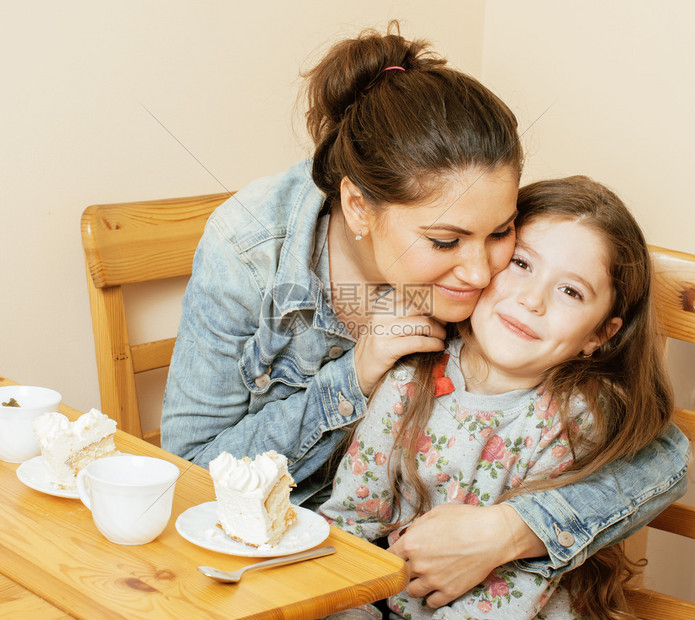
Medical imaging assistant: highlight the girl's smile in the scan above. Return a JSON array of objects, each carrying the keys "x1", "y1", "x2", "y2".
[{"x1": 497, "y1": 313, "x2": 540, "y2": 340}]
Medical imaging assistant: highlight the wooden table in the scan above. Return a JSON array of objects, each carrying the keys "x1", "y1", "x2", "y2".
[{"x1": 0, "y1": 376, "x2": 408, "y2": 619}]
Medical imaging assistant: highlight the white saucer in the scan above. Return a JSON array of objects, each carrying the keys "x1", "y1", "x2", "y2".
[
  {"x1": 16, "y1": 456, "x2": 79, "y2": 498},
  {"x1": 175, "y1": 501, "x2": 330, "y2": 557}
]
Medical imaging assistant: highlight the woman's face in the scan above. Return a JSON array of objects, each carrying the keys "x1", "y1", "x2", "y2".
[
  {"x1": 365, "y1": 166, "x2": 519, "y2": 324},
  {"x1": 470, "y1": 217, "x2": 622, "y2": 388}
]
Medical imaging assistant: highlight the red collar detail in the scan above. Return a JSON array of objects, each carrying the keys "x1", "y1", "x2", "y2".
[{"x1": 433, "y1": 354, "x2": 455, "y2": 397}]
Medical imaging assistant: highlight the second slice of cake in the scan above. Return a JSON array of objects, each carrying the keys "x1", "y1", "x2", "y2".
[
  {"x1": 33, "y1": 408, "x2": 118, "y2": 489},
  {"x1": 209, "y1": 450, "x2": 297, "y2": 547}
]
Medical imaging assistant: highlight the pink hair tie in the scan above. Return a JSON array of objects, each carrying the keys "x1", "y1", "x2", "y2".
[{"x1": 383, "y1": 66, "x2": 405, "y2": 72}]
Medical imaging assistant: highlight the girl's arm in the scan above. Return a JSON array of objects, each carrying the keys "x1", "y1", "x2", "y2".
[
  {"x1": 390, "y1": 422, "x2": 689, "y2": 609},
  {"x1": 160, "y1": 216, "x2": 366, "y2": 499}
]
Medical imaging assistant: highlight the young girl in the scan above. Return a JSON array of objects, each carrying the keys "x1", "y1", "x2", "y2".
[{"x1": 320, "y1": 176, "x2": 674, "y2": 619}]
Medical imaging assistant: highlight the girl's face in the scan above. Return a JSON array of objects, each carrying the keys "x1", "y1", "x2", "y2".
[
  {"x1": 365, "y1": 166, "x2": 519, "y2": 324},
  {"x1": 470, "y1": 217, "x2": 622, "y2": 389}
]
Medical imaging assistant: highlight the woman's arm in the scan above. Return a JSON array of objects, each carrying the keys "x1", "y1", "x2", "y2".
[
  {"x1": 160, "y1": 215, "x2": 366, "y2": 500},
  {"x1": 390, "y1": 423, "x2": 690, "y2": 608},
  {"x1": 509, "y1": 422, "x2": 690, "y2": 575}
]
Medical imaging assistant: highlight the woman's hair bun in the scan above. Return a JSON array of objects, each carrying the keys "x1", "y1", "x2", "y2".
[{"x1": 304, "y1": 21, "x2": 438, "y2": 130}]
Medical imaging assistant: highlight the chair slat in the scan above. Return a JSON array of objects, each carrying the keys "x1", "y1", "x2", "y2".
[
  {"x1": 648, "y1": 502, "x2": 695, "y2": 539},
  {"x1": 82, "y1": 193, "x2": 231, "y2": 288},
  {"x1": 131, "y1": 339, "x2": 177, "y2": 374},
  {"x1": 627, "y1": 588, "x2": 695, "y2": 620}
]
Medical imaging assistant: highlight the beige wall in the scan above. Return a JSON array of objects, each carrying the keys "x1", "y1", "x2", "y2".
[{"x1": 2, "y1": 0, "x2": 692, "y2": 603}]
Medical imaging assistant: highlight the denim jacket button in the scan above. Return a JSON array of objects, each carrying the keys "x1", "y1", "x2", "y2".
[
  {"x1": 557, "y1": 530, "x2": 575, "y2": 547},
  {"x1": 337, "y1": 399, "x2": 354, "y2": 417},
  {"x1": 328, "y1": 345, "x2": 344, "y2": 359},
  {"x1": 254, "y1": 373, "x2": 270, "y2": 389}
]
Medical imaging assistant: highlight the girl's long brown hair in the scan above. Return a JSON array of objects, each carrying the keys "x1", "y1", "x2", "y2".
[{"x1": 388, "y1": 177, "x2": 674, "y2": 619}]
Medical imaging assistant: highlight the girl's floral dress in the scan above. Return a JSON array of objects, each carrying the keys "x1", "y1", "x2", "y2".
[{"x1": 320, "y1": 343, "x2": 591, "y2": 619}]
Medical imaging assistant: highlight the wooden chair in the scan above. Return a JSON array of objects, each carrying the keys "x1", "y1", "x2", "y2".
[
  {"x1": 81, "y1": 192, "x2": 232, "y2": 445},
  {"x1": 625, "y1": 245, "x2": 695, "y2": 618}
]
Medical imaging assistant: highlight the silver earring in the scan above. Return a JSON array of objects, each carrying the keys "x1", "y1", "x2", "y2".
[
  {"x1": 355, "y1": 232, "x2": 363, "y2": 241},
  {"x1": 579, "y1": 351, "x2": 592, "y2": 358}
]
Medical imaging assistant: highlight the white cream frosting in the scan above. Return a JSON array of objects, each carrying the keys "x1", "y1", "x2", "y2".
[
  {"x1": 33, "y1": 410, "x2": 70, "y2": 439},
  {"x1": 210, "y1": 451, "x2": 284, "y2": 495},
  {"x1": 33, "y1": 409, "x2": 117, "y2": 489}
]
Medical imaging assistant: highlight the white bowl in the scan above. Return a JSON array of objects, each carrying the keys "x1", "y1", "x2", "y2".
[{"x1": 0, "y1": 386, "x2": 62, "y2": 462}]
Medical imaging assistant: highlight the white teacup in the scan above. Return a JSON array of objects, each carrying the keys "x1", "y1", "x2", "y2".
[
  {"x1": 76, "y1": 455, "x2": 179, "y2": 545},
  {"x1": 0, "y1": 386, "x2": 62, "y2": 462}
]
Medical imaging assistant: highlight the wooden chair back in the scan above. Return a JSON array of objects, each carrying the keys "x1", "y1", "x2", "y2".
[
  {"x1": 626, "y1": 245, "x2": 695, "y2": 618},
  {"x1": 81, "y1": 192, "x2": 232, "y2": 445}
]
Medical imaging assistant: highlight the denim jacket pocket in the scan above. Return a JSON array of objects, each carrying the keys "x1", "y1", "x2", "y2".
[{"x1": 239, "y1": 337, "x2": 317, "y2": 395}]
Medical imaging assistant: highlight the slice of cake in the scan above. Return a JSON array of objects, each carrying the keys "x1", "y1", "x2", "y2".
[
  {"x1": 33, "y1": 408, "x2": 118, "y2": 489},
  {"x1": 209, "y1": 450, "x2": 297, "y2": 547}
]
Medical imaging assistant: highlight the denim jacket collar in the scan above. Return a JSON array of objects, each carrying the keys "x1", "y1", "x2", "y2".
[{"x1": 268, "y1": 163, "x2": 347, "y2": 339}]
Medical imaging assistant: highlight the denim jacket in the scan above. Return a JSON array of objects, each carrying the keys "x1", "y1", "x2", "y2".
[{"x1": 161, "y1": 159, "x2": 690, "y2": 575}]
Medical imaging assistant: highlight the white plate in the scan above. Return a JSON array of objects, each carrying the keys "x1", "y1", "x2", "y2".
[
  {"x1": 16, "y1": 456, "x2": 79, "y2": 498},
  {"x1": 175, "y1": 501, "x2": 330, "y2": 557}
]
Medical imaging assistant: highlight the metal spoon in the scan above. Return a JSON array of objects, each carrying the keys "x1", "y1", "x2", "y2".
[{"x1": 198, "y1": 545, "x2": 336, "y2": 583}]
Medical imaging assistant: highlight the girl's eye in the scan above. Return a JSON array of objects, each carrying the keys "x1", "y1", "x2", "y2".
[
  {"x1": 427, "y1": 237, "x2": 459, "y2": 250},
  {"x1": 511, "y1": 257, "x2": 530, "y2": 271},
  {"x1": 490, "y1": 226, "x2": 514, "y2": 240},
  {"x1": 560, "y1": 286, "x2": 583, "y2": 301}
]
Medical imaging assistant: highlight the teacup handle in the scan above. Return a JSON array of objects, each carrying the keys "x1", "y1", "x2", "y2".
[{"x1": 76, "y1": 469, "x2": 92, "y2": 510}]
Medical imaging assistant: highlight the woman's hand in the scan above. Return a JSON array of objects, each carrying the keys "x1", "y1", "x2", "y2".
[
  {"x1": 351, "y1": 292, "x2": 446, "y2": 396},
  {"x1": 388, "y1": 503, "x2": 546, "y2": 609}
]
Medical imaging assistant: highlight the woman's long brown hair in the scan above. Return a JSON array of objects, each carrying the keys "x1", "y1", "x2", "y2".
[{"x1": 386, "y1": 177, "x2": 674, "y2": 619}]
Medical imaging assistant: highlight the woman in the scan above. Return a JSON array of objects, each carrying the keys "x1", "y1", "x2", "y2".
[{"x1": 162, "y1": 24, "x2": 688, "y2": 607}]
